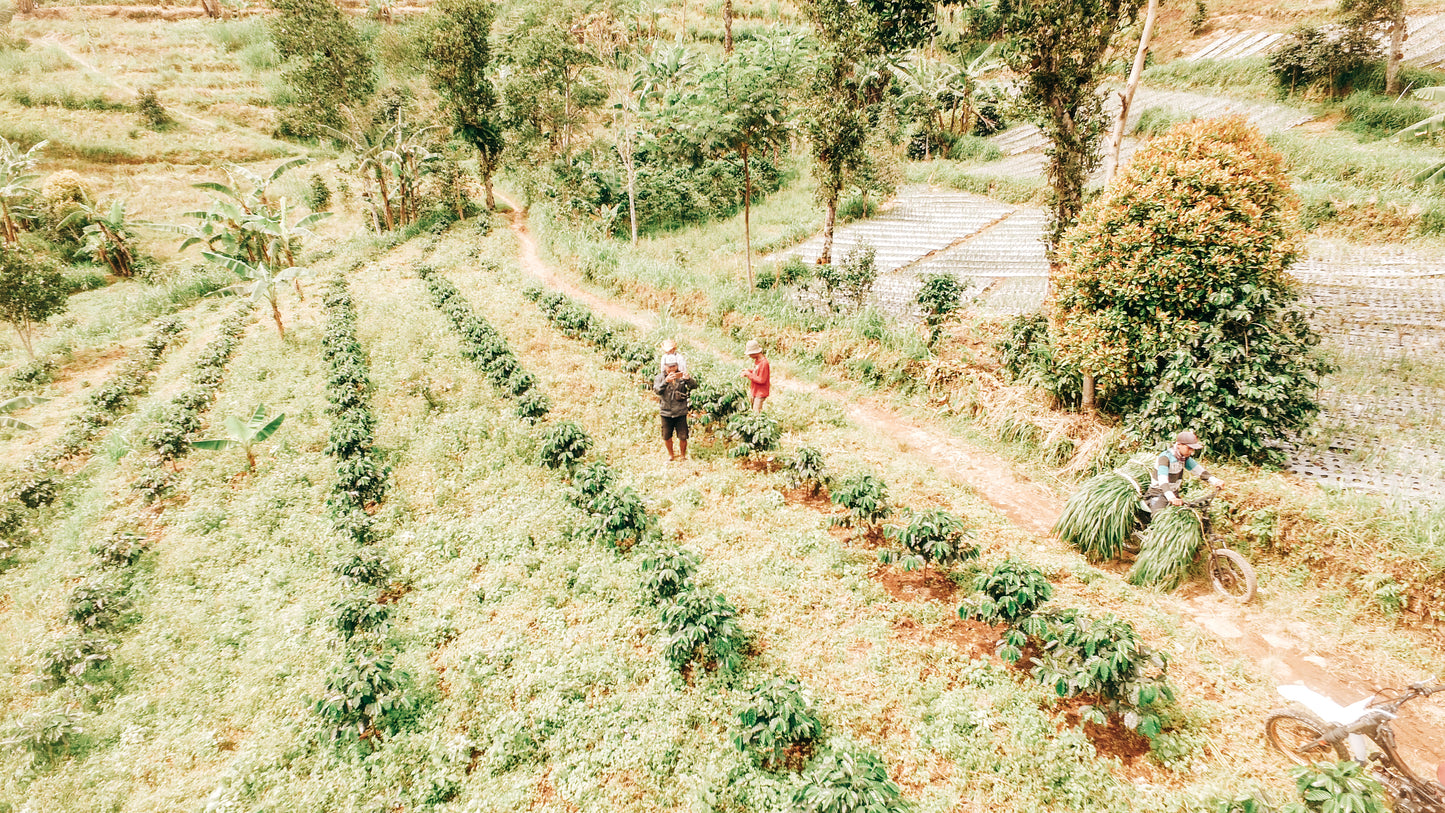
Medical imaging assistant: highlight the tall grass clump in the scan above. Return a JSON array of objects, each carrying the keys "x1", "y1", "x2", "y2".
[
  {"x1": 1127, "y1": 506, "x2": 1205, "y2": 589},
  {"x1": 1053, "y1": 460, "x2": 1149, "y2": 562}
]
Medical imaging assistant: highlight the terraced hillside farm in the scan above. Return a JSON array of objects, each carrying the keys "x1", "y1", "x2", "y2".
[{"x1": 1, "y1": 1, "x2": 1444, "y2": 812}]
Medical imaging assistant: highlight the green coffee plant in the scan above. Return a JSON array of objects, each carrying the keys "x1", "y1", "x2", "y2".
[
  {"x1": 1, "y1": 703, "x2": 86, "y2": 769},
  {"x1": 639, "y1": 545, "x2": 700, "y2": 602},
  {"x1": 660, "y1": 588, "x2": 747, "y2": 674},
  {"x1": 830, "y1": 471, "x2": 890, "y2": 531},
  {"x1": 960, "y1": 559, "x2": 1054, "y2": 663},
  {"x1": 692, "y1": 376, "x2": 749, "y2": 426},
  {"x1": 91, "y1": 530, "x2": 148, "y2": 568},
  {"x1": 916, "y1": 273, "x2": 965, "y2": 328},
  {"x1": 314, "y1": 652, "x2": 415, "y2": 744},
  {"x1": 129, "y1": 463, "x2": 176, "y2": 505},
  {"x1": 784, "y1": 446, "x2": 830, "y2": 495},
  {"x1": 793, "y1": 742, "x2": 908, "y2": 813},
  {"x1": 727, "y1": 411, "x2": 781, "y2": 459},
  {"x1": 333, "y1": 546, "x2": 392, "y2": 587},
  {"x1": 332, "y1": 593, "x2": 391, "y2": 638},
  {"x1": 332, "y1": 455, "x2": 391, "y2": 509},
  {"x1": 881, "y1": 509, "x2": 978, "y2": 575},
  {"x1": 1291, "y1": 761, "x2": 1386, "y2": 813},
  {"x1": 1029, "y1": 609, "x2": 1174, "y2": 738},
  {"x1": 523, "y1": 287, "x2": 652, "y2": 374},
  {"x1": 539, "y1": 422, "x2": 592, "y2": 471},
  {"x1": 34, "y1": 631, "x2": 115, "y2": 686},
  {"x1": 579, "y1": 484, "x2": 650, "y2": 552},
  {"x1": 66, "y1": 575, "x2": 129, "y2": 630},
  {"x1": 734, "y1": 678, "x2": 824, "y2": 771},
  {"x1": 513, "y1": 390, "x2": 550, "y2": 424},
  {"x1": 191, "y1": 404, "x2": 285, "y2": 471},
  {"x1": 140, "y1": 300, "x2": 247, "y2": 464}
]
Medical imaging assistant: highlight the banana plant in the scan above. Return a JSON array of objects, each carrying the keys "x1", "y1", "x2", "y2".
[
  {"x1": 60, "y1": 200, "x2": 137, "y2": 277},
  {"x1": 151, "y1": 158, "x2": 310, "y2": 264},
  {"x1": 0, "y1": 395, "x2": 49, "y2": 430},
  {"x1": 1393, "y1": 86, "x2": 1445, "y2": 184},
  {"x1": 191, "y1": 404, "x2": 285, "y2": 471},
  {"x1": 201, "y1": 251, "x2": 306, "y2": 339},
  {"x1": 0, "y1": 137, "x2": 46, "y2": 245},
  {"x1": 321, "y1": 118, "x2": 441, "y2": 231}
]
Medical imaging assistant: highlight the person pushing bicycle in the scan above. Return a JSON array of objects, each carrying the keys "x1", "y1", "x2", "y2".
[{"x1": 1141, "y1": 430, "x2": 1225, "y2": 521}]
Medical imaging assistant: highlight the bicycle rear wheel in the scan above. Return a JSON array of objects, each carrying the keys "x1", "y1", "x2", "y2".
[
  {"x1": 1265, "y1": 709, "x2": 1348, "y2": 765},
  {"x1": 1376, "y1": 730, "x2": 1445, "y2": 805},
  {"x1": 1209, "y1": 549, "x2": 1258, "y2": 603}
]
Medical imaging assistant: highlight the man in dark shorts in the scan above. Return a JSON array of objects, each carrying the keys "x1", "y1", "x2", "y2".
[{"x1": 653, "y1": 356, "x2": 695, "y2": 461}]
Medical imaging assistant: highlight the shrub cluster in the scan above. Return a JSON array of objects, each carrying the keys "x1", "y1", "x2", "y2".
[
  {"x1": 143, "y1": 302, "x2": 252, "y2": 465},
  {"x1": 422, "y1": 267, "x2": 543, "y2": 404},
  {"x1": 2, "y1": 317, "x2": 186, "y2": 547},
  {"x1": 315, "y1": 275, "x2": 408, "y2": 747},
  {"x1": 524, "y1": 287, "x2": 652, "y2": 374}
]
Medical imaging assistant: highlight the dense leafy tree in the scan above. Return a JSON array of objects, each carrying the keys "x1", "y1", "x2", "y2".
[
  {"x1": 497, "y1": 2, "x2": 606, "y2": 159},
  {"x1": 1053, "y1": 117, "x2": 1330, "y2": 460},
  {"x1": 800, "y1": 0, "x2": 932, "y2": 264},
  {"x1": 421, "y1": 0, "x2": 504, "y2": 210},
  {"x1": 1339, "y1": 0, "x2": 1406, "y2": 95},
  {"x1": 997, "y1": 0, "x2": 1142, "y2": 247},
  {"x1": 0, "y1": 241, "x2": 68, "y2": 359},
  {"x1": 268, "y1": 0, "x2": 376, "y2": 138}
]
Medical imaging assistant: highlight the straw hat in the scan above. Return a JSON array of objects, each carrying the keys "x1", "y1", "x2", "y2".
[
  {"x1": 744, "y1": 339, "x2": 763, "y2": 356},
  {"x1": 661, "y1": 338, "x2": 677, "y2": 353}
]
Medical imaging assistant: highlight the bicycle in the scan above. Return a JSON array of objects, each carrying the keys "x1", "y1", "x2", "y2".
[
  {"x1": 1122, "y1": 486, "x2": 1258, "y2": 603},
  {"x1": 1265, "y1": 682, "x2": 1445, "y2": 813}
]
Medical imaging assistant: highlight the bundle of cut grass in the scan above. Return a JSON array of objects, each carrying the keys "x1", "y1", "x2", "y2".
[
  {"x1": 1127, "y1": 506, "x2": 1205, "y2": 589},
  {"x1": 1053, "y1": 461, "x2": 1150, "y2": 562}
]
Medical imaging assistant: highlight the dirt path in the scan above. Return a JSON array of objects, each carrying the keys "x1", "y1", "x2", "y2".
[{"x1": 496, "y1": 196, "x2": 1445, "y2": 771}]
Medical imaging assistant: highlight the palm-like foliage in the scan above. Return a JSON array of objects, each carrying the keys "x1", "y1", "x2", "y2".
[
  {"x1": 191, "y1": 404, "x2": 285, "y2": 470},
  {"x1": 154, "y1": 158, "x2": 312, "y2": 264},
  {"x1": 0, "y1": 395, "x2": 49, "y2": 430},
  {"x1": 60, "y1": 200, "x2": 138, "y2": 277},
  {"x1": 0, "y1": 138, "x2": 46, "y2": 245},
  {"x1": 1395, "y1": 86, "x2": 1445, "y2": 183},
  {"x1": 321, "y1": 117, "x2": 441, "y2": 232},
  {"x1": 202, "y1": 252, "x2": 307, "y2": 339}
]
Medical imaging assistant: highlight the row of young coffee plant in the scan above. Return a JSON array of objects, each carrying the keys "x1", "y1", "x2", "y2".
[
  {"x1": 0, "y1": 316, "x2": 187, "y2": 554},
  {"x1": 471, "y1": 277, "x2": 909, "y2": 811},
  {"x1": 312, "y1": 274, "x2": 412, "y2": 748}
]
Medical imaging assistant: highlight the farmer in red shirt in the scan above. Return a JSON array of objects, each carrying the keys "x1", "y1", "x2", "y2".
[{"x1": 740, "y1": 339, "x2": 770, "y2": 412}]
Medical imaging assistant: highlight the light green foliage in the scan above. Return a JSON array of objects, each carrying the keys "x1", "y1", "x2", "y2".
[
  {"x1": 660, "y1": 587, "x2": 747, "y2": 674},
  {"x1": 268, "y1": 0, "x2": 375, "y2": 137},
  {"x1": 63, "y1": 198, "x2": 139, "y2": 277},
  {"x1": 66, "y1": 574, "x2": 129, "y2": 631},
  {"x1": 33, "y1": 631, "x2": 115, "y2": 687},
  {"x1": 794, "y1": 741, "x2": 909, "y2": 813},
  {"x1": 0, "y1": 394, "x2": 47, "y2": 430},
  {"x1": 882, "y1": 509, "x2": 977, "y2": 574},
  {"x1": 914, "y1": 273, "x2": 964, "y2": 330},
  {"x1": 817, "y1": 243, "x2": 878, "y2": 312},
  {"x1": 202, "y1": 252, "x2": 306, "y2": 338},
  {"x1": 639, "y1": 544, "x2": 699, "y2": 602},
  {"x1": 1054, "y1": 462, "x2": 1149, "y2": 561},
  {"x1": 1291, "y1": 761, "x2": 1387, "y2": 813},
  {"x1": 495, "y1": 0, "x2": 604, "y2": 161},
  {"x1": 539, "y1": 421, "x2": 592, "y2": 471},
  {"x1": 996, "y1": 312, "x2": 1081, "y2": 407},
  {"x1": 1269, "y1": 25, "x2": 1381, "y2": 98},
  {"x1": 1055, "y1": 117, "x2": 1330, "y2": 459},
  {"x1": 578, "y1": 483, "x2": 650, "y2": 552},
  {"x1": 421, "y1": 0, "x2": 503, "y2": 208},
  {"x1": 331, "y1": 592, "x2": 391, "y2": 638},
  {"x1": 734, "y1": 678, "x2": 823, "y2": 771},
  {"x1": 829, "y1": 470, "x2": 890, "y2": 530},
  {"x1": 0, "y1": 135, "x2": 44, "y2": 244},
  {"x1": 190, "y1": 404, "x2": 286, "y2": 471},
  {"x1": 727, "y1": 411, "x2": 781, "y2": 458},
  {"x1": 1028, "y1": 609, "x2": 1175, "y2": 738},
  {"x1": 1127, "y1": 504, "x2": 1205, "y2": 589},
  {"x1": 0, "y1": 239, "x2": 69, "y2": 358},
  {"x1": 692, "y1": 374, "x2": 750, "y2": 426},
  {"x1": 1, "y1": 701, "x2": 86, "y2": 770}
]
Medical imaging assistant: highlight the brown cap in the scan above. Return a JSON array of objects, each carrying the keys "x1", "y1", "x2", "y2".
[{"x1": 1175, "y1": 431, "x2": 1203, "y2": 450}]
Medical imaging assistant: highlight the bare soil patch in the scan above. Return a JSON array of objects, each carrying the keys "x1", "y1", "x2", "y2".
[
  {"x1": 874, "y1": 565, "x2": 960, "y2": 604},
  {"x1": 1053, "y1": 695, "x2": 1153, "y2": 764},
  {"x1": 893, "y1": 616, "x2": 999, "y2": 659}
]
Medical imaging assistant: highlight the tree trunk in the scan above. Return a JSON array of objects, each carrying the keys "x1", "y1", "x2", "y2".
[
  {"x1": 372, "y1": 167, "x2": 396, "y2": 232},
  {"x1": 1081, "y1": 372, "x2": 1096, "y2": 413},
  {"x1": 0, "y1": 199, "x2": 16, "y2": 244},
  {"x1": 484, "y1": 173, "x2": 496, "y2": 211},
  {"x1": 269, "y1": 295, "x2": 286, "y2": 339},
  {"x1": 1387, "y1": 1, "x2": 1406, "y2": 96},
  {"x1": 626, "y1": 156, "x2": 638, "y2": 246},
  {"x1": 199, "y1": 0, "x2": 221, "y2": 18},
  {"x1": 723, "y1": 0, "x2": 733, "y2": 55},
  {"x1": 14, "y1": 323, "x2": 34, "y2": 360},
  {"x1": 14, "y1": 0, "x2": 35, "y2": 13},
  {"x1": 742, "y1": 142, "x2": 752, "y2": 288},
  {"x1": 820, "y1": 194, "x2": 838, "y2": 266},
  {"x1": 244, "y1": 446, "x2": 256, "y2": 471},
  {"x1": 1104, "y1": 0, "x2": 1158, "y2": 186}
]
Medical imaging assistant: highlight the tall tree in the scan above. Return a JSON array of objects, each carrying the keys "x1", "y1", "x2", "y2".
[
  {"x1": 1052, "y1": 117, "x2": 1330, "y2": 460},
  {"x1": 800, "y1": 0, "x2": 934, "y2": 265},
  {"x1": 998, "y1": 0, "x2": 1142, "y2": 248},
  {"x1": 1103, "y1": 0, "x2": 1159, "y2": 184},
  {"x1": 421, "y1": 0, "x2": 504, "y2": 210},
  {"x1": 497, "y1": 2, "x2": 606, "y2": 158},
  {"x1": 269, "y1": 0, "x2": 376, "y2": 138},
  {"x1": 1339, "y1": 0, "x2": 1406, "y2": 95},
  {"x1": 0, "y1": 241, "x2": 68, "y2": 359}
]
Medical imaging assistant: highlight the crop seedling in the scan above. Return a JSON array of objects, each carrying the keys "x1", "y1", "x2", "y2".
[
  {"x1": 332, "y1": 455, "x2": 391, "y2": 510},
  {"x1": 91, "y1": 530, "x2": 148, "y2": 568},
  {"x1": 514, "y1": 390, "x2": 550, "y2": 423},
  {"x1": 191, "y1": 404, "x2": 285, "y2": 471},
  {"x1": 1291, "y1": 761, "x2": 1387, "y2": 813},
  {"x1": 579, "y1": 484, "x2": 650, "y2": 552},
  {"x1": 331, "y1": 593, "x2": 391, "y2": 638},
  {"x1": 67, "y1": 575, "x2": 130, "y2": 630},
  {"x1": 314, "y1": 652, "x2": 415, "y2": 746},
  {"x1": 734, "y1": 678, "x2": 824, "y2": 771},
  {"x1": 830, "y1": 471, "x2": 891, "y2": 532},
  {"x1": 34, "y1": 631, "x2": 116, "y2": 687},
  {"x1": 794, "y1": 742, "x2": 908, "y2": 813},
  {"x1": 333, "y1": 546, "x2": 392, "y2": 587},
  {"x1": 1054, "y1": 460, "x2": 1150, "y2": 562},
  {"x1": 660, "y1": 587, "x2": 747, "y2": 674},
  {"x1": 784, "y1": 446, "x2": 830, "y2": 495},
  {"x1": 692, "y1": 376, "x2": 749, "y2": 427},
  {"x1": 961, "y1": 559, "x2": 1055, "y2": 663},
  {"x1": 1, "y1": 702, "x2": 87, "y2": 770},
  {"x1": 881, "y1": 509, "x2": 978, "y2": 577},
  {"x1": 639, "y1": 545, "x2": 700, "y2": 602},
  {"x1": 1029, "y1": 609, "x2": 1174, "y2": 738},
  {"x1": 727, "y1": 412, "x2": 781, "y2": 459},
  {"x1": 539, "y1": 422, "x2": 592, "y2": 471}
]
